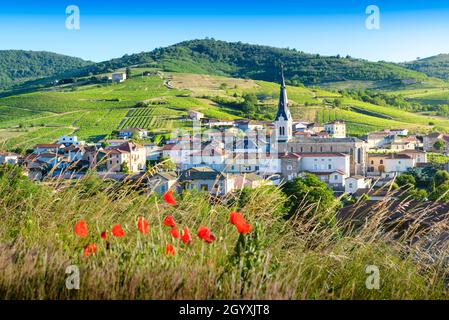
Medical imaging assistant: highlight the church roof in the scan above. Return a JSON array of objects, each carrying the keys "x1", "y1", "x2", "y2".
[{"x1": 274, "y1": 68, "x2": 292, "y2": 122}]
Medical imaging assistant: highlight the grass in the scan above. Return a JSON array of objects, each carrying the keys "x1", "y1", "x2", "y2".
[{"x1": 0, "y1": 166, "x2": 448, "y2": 299}]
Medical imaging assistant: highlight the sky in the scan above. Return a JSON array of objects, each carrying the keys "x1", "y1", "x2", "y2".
[{"x1": 0, "y1": 0, "x2": 449, "y2": 63}]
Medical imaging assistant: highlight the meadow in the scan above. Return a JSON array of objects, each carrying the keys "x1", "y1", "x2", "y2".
[{"x1": 0, "y1": 165, "x2": 447, "y2": 299}]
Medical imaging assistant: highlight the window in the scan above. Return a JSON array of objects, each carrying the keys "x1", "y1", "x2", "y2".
[
  {"x1": 371, "y1": 160, "x2": 374, "y2": 165},
  {"x1": 328, "y1": 164, "x2": 332, "y2": 170},
  {"x1": 287, "y1": 165, "x2": 293, "y2": 170},
  {"x1": 334, "y1": 175, "x2": 338, "y2": 181},
  {"x1": 349, "y1": 183, "x2": 353, "y2": 188},
  {"x1": 380, "y1": 160, "x2": 384, "y2": 164}
]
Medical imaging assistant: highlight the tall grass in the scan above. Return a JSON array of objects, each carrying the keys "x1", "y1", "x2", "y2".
[{"x1": 0, "y1": 165, "x2": 447, "y2": 299}]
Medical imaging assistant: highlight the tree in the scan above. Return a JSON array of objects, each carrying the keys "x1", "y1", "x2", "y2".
[
  {"x1": 282, "y1": 173, "x2": 339, "y2": 220},
  {"x1": 126, "y1": 67, "x2": 132, "y2": 79},
  {"x1": 434, "y1": 140, "x2": 445, "y2": 151},
  {"x1": 333, "y1": 98, "x2": 342, "y2": 108},
  {"x1": 242, "y1": 93, "x2": 257, "y2": 117},
  {"x1": 396, "y1": 173, "x2": 416, "y2": 188},
  {"x1": 131, "y1": 130, "x2": 141, "y2": 141},
  {"x1": 433, "y1": 170, "x2": 449, "y2": 187},
  {"x1": 158, "y1": 157, "x2": 176, "y2": 171},
  {"x1": 120, "y1": 162, "x2": 130, "y2": 174},
  {"x1": 429, "y1": 183, "x2": 449, "y2": 201}
]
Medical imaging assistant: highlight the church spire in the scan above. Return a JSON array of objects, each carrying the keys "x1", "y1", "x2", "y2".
[{"x1": 275, "y1": 66, "x2": 292, "y2": 122}]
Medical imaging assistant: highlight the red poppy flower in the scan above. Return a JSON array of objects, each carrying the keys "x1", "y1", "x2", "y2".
[
  {"x1": 111, "y1": 224, "x2": 125, "y2": 238},
  {"x1": 229, "y1": 212, "x2": 252, "y2": 234},
  {"x1": 163, "y1": 190, "x2": 177, "y2": 205},
  {"x1": 74, "y1": 220, "x2": 88, "y2": 238},
  {"x1": 163, "y1": 215, "x2": 176, "y2": 228},
  {"x1": 101, "y1": 231, "x2": 108, "y2": 240},
  {"x1": 83, "y1": 243, "x2": 97, "y2": 257},
  {"x1": 181, "y1": 227, "x2": 192, "y2": 244},
  {"x1": 166, "y1": 243, "x2": 175, "y2": 256},
  {"x1": 170, "y1": 226, "x2": 180, "y2": 239},
  {"x1": 137, "y1": 217, "x2": 149, "y2": 234},
  {"x1": 197, "y1": 226, "x2": 216, "y2": 243}
]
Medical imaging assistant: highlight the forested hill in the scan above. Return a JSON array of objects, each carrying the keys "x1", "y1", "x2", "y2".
[
  {"x1": 78, "y1": 39, "x2": 437, "y2": 88},
  {"x1": 402, "y1": 54, "x2": 449, "y2": 80},
  {"x1": 0, "y1": 50, "x2": 92, "y2": 89}
]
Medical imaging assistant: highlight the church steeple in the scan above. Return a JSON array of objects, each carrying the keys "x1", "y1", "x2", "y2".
[
  {"x1": 273, "y1": 67, "x2": 293, "y2": 145},
  {"x1": 275, "y1": 67, "x2": 292, "y2": 122}
]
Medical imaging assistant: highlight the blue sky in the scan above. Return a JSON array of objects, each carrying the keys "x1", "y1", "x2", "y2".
[{"x1": 0, "y1": 0, "x2": 449, "y2": 62}]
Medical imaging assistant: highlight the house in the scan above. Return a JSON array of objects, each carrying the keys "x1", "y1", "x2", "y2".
[
  {"x1": 383, "y1": 153, "x2": 415, "y2": 178},
  {"x1": 390, "y1": 129, "x2": 409, "y2": 136},
  {"x1": 398, "y1": 150, "x2": 427, "y2": 164},
  {"x1": 58, "y1": 136, "x2": 84, "y2": 146},
  {"x1": 63, "y1": 145, "x2": 85, "y2": 162},
  {"x1": 118, "y1": 128, "x2": 148, "y2": 139},
  {"x1": 179, "y1": 166, "x2": 235, "y2": 196},
  {"x1": 144, "y1": 143, "x2": 163, "y2": 161},
  {"x1": 102, "y1": 139, "x2": 129, "y2": 147},
  {"x1": 300, "y1": 153, "x2": 351, "y2": 177},
  {"x1": 112, "y1": 72, "x2": 127, "y2": 83},
  {"x1": 0, "y1": 152, "x2": 19, "y2": 165},
  {"x1": 186, "y1": 142, "x2": 227, "y2": 171},
  {"x1": 234, "y1": 173, "x2": 273, "y2": 189},
  {"x1": 279, "y1": 153, "x2": 301, "y2": 181},
  {"x1": 287, "y1": 137, "x2": 367, "y2": 176},
  {"x1": 423, "y1": 132, "x2": 449, "y2": 152},
  {"x1": 367, "y1": 131, "x2": 394, "y2": 149},
  {"x1": 82, "y1": 146, "x2": 107, "y2": 170},
  {"x1": 147, "y1": 171, "x2": 178, "y2": 194},
  {"x1": 203, "y1": 119, "x2": 235, "y2": 128},
  {"x1": 324, "y1": 121, "x2": 346, "y2": 138},
  {"x1": 188, "y1": 111, "x2": 204, "y2": 121},
  {"x1": 33, "y1": 144, "x2": 65, "y2": 155},
  {"x1": 390, "y1": 136, "x2": 418, "y2": 151},
  {"x1": 345, "y1": 176, "x2": 372, "y2": 195},
  {"x1": 105, "y1": 142, "x2": 146, "y2": 173}
]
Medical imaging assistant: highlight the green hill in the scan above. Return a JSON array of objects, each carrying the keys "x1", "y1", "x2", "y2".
[
  {"x1": 402, "y1": 54, "x2": 449, "y2": 80},
  {"x1": 0, "y1": 50, "x2": 93, "y2": 90},
  {"x1": 72, "y1": 39, "x2": 439, "y2": 89}
]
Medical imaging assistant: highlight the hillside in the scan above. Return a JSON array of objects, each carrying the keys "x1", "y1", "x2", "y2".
[
  {"x1": 402, "y1": 54, "x2": 449, "y2": 80},
  {"x1": 70, "y1": 39, "x2": 441, "y2": 89},
  {"x1": 0, "y1": 50, "x2": 93, "y2": 90},
  {"x1": 2, "y1": 68, "x2": 449, "y2": 152}
]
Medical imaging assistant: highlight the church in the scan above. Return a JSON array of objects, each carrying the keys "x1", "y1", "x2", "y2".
[{"x1": 271, "y1": 70, "x2": 367, "y2": 177}]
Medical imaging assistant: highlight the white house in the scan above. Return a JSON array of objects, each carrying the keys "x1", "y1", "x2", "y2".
[
  {"x1": 0, "y1": 152, "x2": 19, "y2": 165},
  {"x1": 58, "y1": 136, "x2": 84, "y2": 146},
  {"x1": 300, "y1": 153, "x2": 350, "y2": 176},
  {"x1": 383, "y1": 154, "x2": 415, "y2": 178},
  {"x1": 112, "y1": 72, "x2": 127, "y2": 83},
  {"x1": 398, "y1": 150, "x2": 427, "y2": 164},
  {"x1": 345, "y1": 176, "x2": 372, "y2": 194},
  {"x1": 33, "y1": 144, "x2": 65, "y2": 155},
  {"x1": 324, "y1": 121, "x2": 346, "y2": 138},
  {"x1": 118, "y1": 128, "x2": 148, "y2": 139}
]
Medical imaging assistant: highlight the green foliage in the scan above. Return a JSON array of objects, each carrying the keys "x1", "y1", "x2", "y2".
[
  {"x1": 396, "y1": 173, "x2": 416, "y2": 188},
  {"x1": 434, "y1": 140, "x2": 445, "y2": 151},
  {"x1": 433, "y1": 170, "x2": 449, "y2": 187},
  {"x1": 120, "y1": 162, "x2": 130, "y2": 174},
  {"x1": 0, "y1": 50, "x2": 92, "y2": 90},
  {"x1": 282, "y1": 173, "x2": 340, "y2": 221}
]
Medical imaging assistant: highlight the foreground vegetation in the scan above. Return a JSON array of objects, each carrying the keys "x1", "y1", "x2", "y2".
[{"x1": 0, "y1": 165, "x2": 447, "y2": 299}]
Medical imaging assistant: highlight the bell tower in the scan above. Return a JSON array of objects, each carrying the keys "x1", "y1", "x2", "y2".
[{"x1": 273, "y1": 67, "x2": 293, "y2": 151}]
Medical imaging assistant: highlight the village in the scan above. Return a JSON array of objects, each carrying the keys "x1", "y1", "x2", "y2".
[{"x1": 1, "y1": 72, "x2": 448, "y2": 200}]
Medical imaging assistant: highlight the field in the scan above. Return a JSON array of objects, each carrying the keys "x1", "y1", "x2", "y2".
[
  {"x1": 2, "y1": 69, "x2": 449, "y2": 150},
  {"x1": 0, "y1": 167, "x2": 447, "y2": 299}
]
